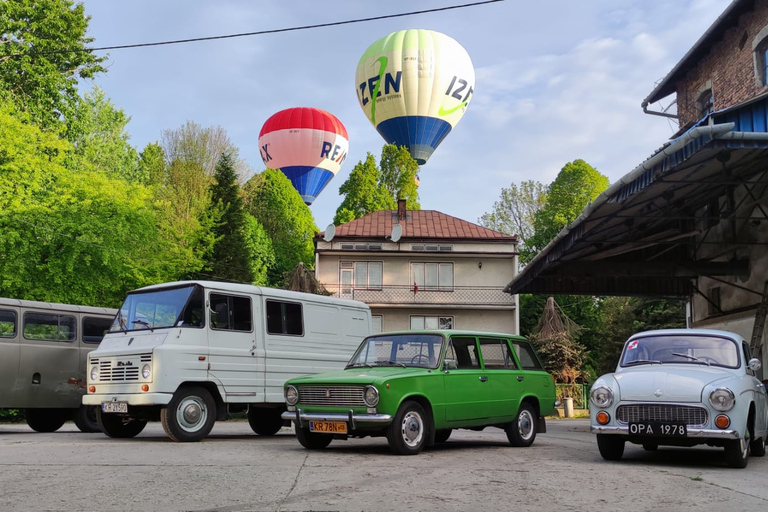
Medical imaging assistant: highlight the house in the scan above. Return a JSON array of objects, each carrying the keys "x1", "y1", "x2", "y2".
[
  {"x1": 504, "y1": 0, "x2": 768, "y2": 374},
  {"x1": 314, "y1": 200, "x2": 519, "y2": 334}
]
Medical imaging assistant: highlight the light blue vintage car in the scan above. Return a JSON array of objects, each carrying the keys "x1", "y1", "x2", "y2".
[{"x1": 590, "y1": 328, "x2": 768, "y2": 468}]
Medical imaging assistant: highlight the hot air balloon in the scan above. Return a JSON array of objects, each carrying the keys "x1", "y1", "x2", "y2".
[
  {"x1": 258, "y1": 107, "x2": 349, "y2": 205},
  {"x1": 355, "y1": 29, "x2": 475, "y2": 165}
]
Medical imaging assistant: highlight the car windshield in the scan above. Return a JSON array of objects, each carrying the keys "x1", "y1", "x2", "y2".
[
  {"x1": 110, "y1": 284, "x2": 204, "y2": 332},
  {"x1": 620, "y1": 334, "x2": 740, "y2": 369},
  {"x1": 346, "y1": 334, "x2": 444, "y2": 369}
]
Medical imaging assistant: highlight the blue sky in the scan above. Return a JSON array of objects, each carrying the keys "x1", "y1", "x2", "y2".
[{"x1": 79, "y1": 0, "x2": 730, "y2": 231}]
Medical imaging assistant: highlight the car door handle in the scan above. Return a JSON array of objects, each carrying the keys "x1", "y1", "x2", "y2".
[
  {"x1": 479, "y1": 376, "x2": 488, "y2": 382},
  {"x1": 517, "y1": 376, "x2": 525, "y2": 382}
]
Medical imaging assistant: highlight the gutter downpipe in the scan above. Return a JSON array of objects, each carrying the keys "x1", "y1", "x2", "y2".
[
  {"x1": 503, "y1": 122, "x2": 736, "y2": 294},
  {"x1": 641, "y1": 102, "x2": 678, "y2": 119}
]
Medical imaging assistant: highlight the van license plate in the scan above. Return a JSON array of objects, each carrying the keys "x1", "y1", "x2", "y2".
[
  {"x1": 102, "y1": 402, "x2": 128, "y2": 413},
  {"x1": 309, "y1": 421, "x2": 347, "y2": 434},
  {"x1": 628, "y1": 422, "x2": 686, "y2": 437}
]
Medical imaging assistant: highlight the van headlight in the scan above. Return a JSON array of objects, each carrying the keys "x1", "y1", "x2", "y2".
[
  {"x1": 90, "y1": 366, "x2": 99, "y2": 381},
  {"x1": 285, "y1": 385, "x2": 299, "y2": 406},
  {"x1": 141, "y1": 364, "x2": 151, "y2": 379},
  {"x1": 590, "y1": 386, "x2": 613, "y2": 408},
  {"x1": 364, "y1": 385, "x2": 379, "y2": 407},
  {"x1": 709, "y1": 387, "x2": 735, "y2": 411}
]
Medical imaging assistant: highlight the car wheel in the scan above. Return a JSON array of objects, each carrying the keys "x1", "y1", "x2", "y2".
[
  {"x1": 161, "y1": 386, "x2": 216, "y2": 442},
  {"x1": 434, "y1": 429, "x2": 452, "y2": 443},
  {"x1": 750, "y1": 435, "x2": 766, "y2": 457},
  {"x1": 725, "y1": 429, "x2": 751, "y2": 468},
  {"x1": 596, "y1": 434, "x2": 625, "y2": 461},
  {"x1": 642, "y1": 442, "x2": 658, "y2": 451},
  {"x1": 96, "y1": 409, "x2": 147, "y2": 438},
  {"x1": 24, "y1": 409, "x2": 68, "y2": 433},
  {"x1": 248, "y1": 407, "x2": 285, "y2": 436},
  {"x1": 386, "y1": 400, "x2": 429, "y2": 455},
  {"x1": 295, "y1": 425, "x2": 333, "y2": 449},
  {"x1": 73, "y1": 405, "x2": 101, "y2": 433},
  {"x1": 506, "y1": 403, "x2": 537, "y2": 447}
]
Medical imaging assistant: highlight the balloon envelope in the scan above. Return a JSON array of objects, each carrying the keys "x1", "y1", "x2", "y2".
[
  {"x1": 258, "y1": 107, "x2": 349, "y2": 205},
  {"x1": 355, "y1": 29, "x2": 475, "y2": 165}
]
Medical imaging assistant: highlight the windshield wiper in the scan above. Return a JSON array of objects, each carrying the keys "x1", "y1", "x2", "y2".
[
  {"x1": 671, "y1": 352, "x2": 711, "y2": 366},
  {"x1": 345, "y1": 362, "x2": 373, "y2": 369},
  {"x1": 132, "y1": 319, "x2": 154, "y2": 332},
  {"x1": 383, "y1": 360, "x2": 407, "y2": 368},
  {"x1": 625, "y1": 359, "x2": 663, "y2": 366}
]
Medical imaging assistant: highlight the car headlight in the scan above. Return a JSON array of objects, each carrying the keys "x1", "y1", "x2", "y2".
[
  {"x1": 90, "y1": 366, "x2": 99, "y2": 381},
  {"x1": 141, "y1": 364, "x2": 151, "y2": 379},
  {"x1": 363, "y1": 385, "x2": 379, "y2": 407},
  {"x1": 709, "y1": 387, "x2": 735, "y2": 411},
  {"x1": 285, "y1": 385, "x2": 299, "y2": 406},
  {"x1": 590, "y1": 386, "x2": 613, "y2": 408}
]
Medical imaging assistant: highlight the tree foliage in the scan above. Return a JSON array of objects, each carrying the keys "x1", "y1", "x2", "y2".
[{"x1": 0, "y1": 0, "x2": 106, "y2": 129}]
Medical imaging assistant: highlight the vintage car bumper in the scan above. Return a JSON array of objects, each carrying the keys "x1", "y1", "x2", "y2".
[
  {"x1": 590, "y1": 424, "x2": 740, "y2": 439},
  {"x1": 282, "y1": 408, "x2": 393, "y2": 430}
]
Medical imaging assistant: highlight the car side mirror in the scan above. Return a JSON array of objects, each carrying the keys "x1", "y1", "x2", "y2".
[
  {"x1": 748, "y1": 358, "x2": 762, "y2": 372},
  {"x1": 444, "y1": 358, "x2": 457, "y2": 370}
]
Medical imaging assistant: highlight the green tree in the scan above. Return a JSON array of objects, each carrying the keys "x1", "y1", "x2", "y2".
[
  {"x1": 243, "y1": 214, "x2": 275, "y2": 287},
  {"x1": 206, "y1": 153, "x2": 254, "y2": 283},
  {"x1": 0, "y1": 0, "x2": 106, "y2": 129},
  {"x1": 138, "y1": 142, "x2": 166, "y2": 186},
  {"x1": 379, "y1": 144, "x2": 420, "y2": 209},
  {"x1": 243, "y1": 168, "x2": 317, "y2": 286}
]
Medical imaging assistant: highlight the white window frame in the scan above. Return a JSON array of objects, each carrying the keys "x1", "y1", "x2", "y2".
[
  {"x1": 371, "y1": 315, "x2": 383, "y2": 334},
  {"x1": 410, "y1": 315, "x2": 454, "y2": 330},
  {"x1": 339, "y1": 261, "x2": 383, "y2": 296},
  {"x1": 411, "y1": 262, "x2": 454, "y2": 291}
]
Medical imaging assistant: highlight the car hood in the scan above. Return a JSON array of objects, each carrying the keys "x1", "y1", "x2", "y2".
[
  {"x1": 288, "y1": 366, "x2": 430, "y2": 385},
  {"x1": 615, "y1": 366, "x2": 733, "y2": 402}
]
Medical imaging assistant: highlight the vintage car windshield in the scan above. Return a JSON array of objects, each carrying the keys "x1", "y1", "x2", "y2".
[
  {"x1": 620, "y1": 334, "x2": 740, "y2": 369},
  {"x1": 347, "y1": 334, "x2": 444, "y2": 369},
  {"x1": 110, "y1": 284, "x2": 204, "y2": 332}
]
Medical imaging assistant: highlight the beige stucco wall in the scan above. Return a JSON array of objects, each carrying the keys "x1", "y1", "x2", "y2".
[{"x1": 371, "y1": 307, "x2": 517, "y2": 334}]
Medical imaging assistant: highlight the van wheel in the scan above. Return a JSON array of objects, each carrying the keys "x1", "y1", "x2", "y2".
[
  {"x1": 25, "y1": 409, "x2": 68, "y2": 433},
  {"x1": 161, "y1": 386, "x2": 216, "y2": 442},
  {"x1": 387, "y1": 400, "x2": 429, "y2": 455},
  {"x1": 506, "y1": 403, "x2": 537, "y2": 447},
  {"x1": 248, "y1": 407, "x2": 284, "y2": 436},
  {"x1": 295, "y1": 426, "x2": 333, "y2": 449},
  {"x1": 96, "y1": 409, "x2": 147, "y2": 438},
  {"x1": 73, "y1": 405, "x2": 101, "y2": 433}
]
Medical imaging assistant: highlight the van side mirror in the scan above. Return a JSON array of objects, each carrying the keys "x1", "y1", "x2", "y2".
[{"x1": 748, "y1": 358, "x2": 762, "y2": 372}]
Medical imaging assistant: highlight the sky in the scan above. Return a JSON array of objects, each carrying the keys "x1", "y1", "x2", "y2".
[{"x1": 78, "y1": 0, "x2": 731, "y2": 231}]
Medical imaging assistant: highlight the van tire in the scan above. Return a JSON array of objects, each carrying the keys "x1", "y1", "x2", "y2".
[
  {"x1": 73, "y1": 405, "x2": 101, "y2": 433},
  {"x1": 295, "y1": 426, "x2": 333, "y2": 449},
  {"x1": 161, "y1": 386, "x2": 216, "y2": 442},
  {"x1": 25, "y1": 408, "x2": 68, "y2": 433},
  {"x1": 248, "y1": 407, "x2": 284, "y2": 436},
  {"x1": 97, "y1": 409, "x2": 147, "y2": 438}
]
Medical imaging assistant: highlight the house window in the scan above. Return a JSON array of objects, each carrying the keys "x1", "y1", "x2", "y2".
[
  {"x1": 371, "y1": 315, "x2": 382, "y2": 333},
  {"x1": 410, "y1": 315, "x2": 453, "y2": 330},
  {"x1": 411, "y1": 262, "x2": 453, "y2": 291},
  {"x1": 752, "y1": 26, "x2": 768, "y2": 86},
  {"x1": 696, "y1": 89, "x2": 713, "y2": 120}
]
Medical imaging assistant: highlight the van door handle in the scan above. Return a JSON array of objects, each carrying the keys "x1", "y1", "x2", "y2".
[
  {"x1": 479, "y1": 376, "x2": 488, "y2": 382},
  {"x1": 517, "y1": 376, "x2": 524, "y2": 382}
]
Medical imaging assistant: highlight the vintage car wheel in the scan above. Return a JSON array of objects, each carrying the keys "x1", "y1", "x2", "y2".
[
  {"x1": 506, "y1": 403, "x2": 537, "y2": 447},
  {"x1": 724, "y1": 430, "x2": 750, "y2": 468},
  {"x1": 295, "y1": 426, "x2": 333, "y2": 449},
  {"x1": 596, "y1": 434, "x2": 625, "y2": 461},
  {"x1": 97, "y1": 409, "x2": 147, "y2": 438},
  {"x1": 751, "y1": 435, "x2": 766, "y2": 457},
  {"x1": 642, "y1": 442, "x2": 658, "y2": 451},
  {"x1": 73, "y1": 405, "x2": 101, "y2": 433},
  {"x1": 387, "y1": 400, "x2": 430, "y2": 455},
  {"x1": 248, "y1": 407, "x2": 284, "y2": 436},
  {"x1": 161, "y1": 386, "x2": 216, "y2": 442},
  {"x1": 434, "y1": 429, "x2": 452, "y2": 443},
  {"x1": 24, "y1": 408, "x2": 68, "y2": 433}
]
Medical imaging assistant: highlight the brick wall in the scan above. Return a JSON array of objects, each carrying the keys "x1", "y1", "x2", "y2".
[{"x1": 676, "y1": 0, "x2": 768, "y2": 128}]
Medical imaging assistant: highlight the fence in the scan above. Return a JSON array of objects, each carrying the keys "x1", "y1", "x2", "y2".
[
  {"x1": 555, "y1": 383, "x2": 590, "y2": 409},
  {"x1": 329, "y1": 285, "x2": 516, "y2": 306}
]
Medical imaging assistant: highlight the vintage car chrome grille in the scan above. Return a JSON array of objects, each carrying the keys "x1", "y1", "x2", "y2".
[
  {"x1": 297, "y1": 386, "x2": 366, "y2": 407},
  {"x1": 91, "y1": 354, "x2": 151, "y2": 382},
  {"x1": 616, "y1": 404, "x2": 708, "y2": 427}
]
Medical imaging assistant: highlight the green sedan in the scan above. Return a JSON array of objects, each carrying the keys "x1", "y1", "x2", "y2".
[{"x1": 281, "y1": 330, "x2": 558, "y2": 455}]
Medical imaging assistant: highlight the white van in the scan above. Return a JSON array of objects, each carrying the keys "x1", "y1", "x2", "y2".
[{"x1": 83, "y1": 280, "x2": 372, "y2": 442}]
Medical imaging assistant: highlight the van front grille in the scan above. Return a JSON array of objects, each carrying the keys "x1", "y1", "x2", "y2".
[{"x1": 90, "y1": 353, "x2": 151, "y2": 382}]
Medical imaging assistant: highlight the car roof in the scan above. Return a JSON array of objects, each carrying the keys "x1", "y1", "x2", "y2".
[
  {"x1": 370, "y1": 329, "x2": 528, "y2": 340},
  {"x1": 628, "y1": 328, "x2": 744, "y2": 343}
]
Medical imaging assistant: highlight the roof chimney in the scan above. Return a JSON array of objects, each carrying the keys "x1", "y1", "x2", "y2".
[{"x1": 397, "y1": 199, "x2": 407, "y2": 221}]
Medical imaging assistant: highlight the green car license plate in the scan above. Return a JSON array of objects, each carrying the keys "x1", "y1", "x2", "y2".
[{"x1": 309, "y1": 421, "x2": 347, "y2": 434}]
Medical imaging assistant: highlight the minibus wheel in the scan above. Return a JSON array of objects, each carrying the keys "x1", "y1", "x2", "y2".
[
  {"x1": 97, "y1": 409, "x2": 147, "y2": 438},
  {"x1": 248, "y1": 407, "x2": 284, "y2": 436},
  {"x1": 161, "y1": 386, "x2": 216, "y2": 442},
  {"x1": 25, "y1": 408, "x2": 68, "y2": 433},
  {"x1": 73, "y1": 405, "x2": 101, "y2": 433}
]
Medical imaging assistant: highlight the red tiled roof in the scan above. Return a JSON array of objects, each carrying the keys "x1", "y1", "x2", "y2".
[{"x1": 328, "y1": 210, "x2": 516, "y2": 240}]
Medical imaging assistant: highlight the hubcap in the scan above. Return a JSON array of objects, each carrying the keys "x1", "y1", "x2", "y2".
[
  {"x1": 401, "y1": 410, "x2": 424, "y2": 447},
  {"x1": 177, "y1": 397, "x2": 207, "y2": 432},
  {"x1": 518, "y1": 410, "x2": 534, "y2": 440}
]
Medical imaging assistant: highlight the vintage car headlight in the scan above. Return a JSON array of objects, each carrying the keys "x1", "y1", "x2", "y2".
[
  {"x1": 90, "y1": 366, "x2": 99, "y2": 381},
  {"x1": 709, "y1": 387, "x2": 735, "y2": 412},
  {"x1": 141, "y1": 364, "x2": 151, "y2": 379},
  {"x1": 590, "y1": 386, "x2": 613, "y2": 408},
  {"x1": 285, "y1": 385, "x2": 299, "y2": 406},
  {"x1": 364, "y1": 385, "x2": 379, "y2": 407}
]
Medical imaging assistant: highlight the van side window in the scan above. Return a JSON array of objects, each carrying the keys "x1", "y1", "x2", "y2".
[
  {"x1": 210, "y1": 294, "x2": 252, "y2": 332},
  {"x1": 512, "y1": 341, "x2": 544, "y2": 370},
  {"x1": 479, "y1": 338, "x2": 516, "y2": 369},
  {"x1": 82, "y1": 316, "x2": 113, "y2": 343},
  {"x1": 23, "y1": 312, "x2": 77, "y2": 342},
  {"x1": 0, "y1": 309, "x2": 16, "y2": 338},
  {"x1": 266, "y1": 300, "x2": 303, "y2": 336}
]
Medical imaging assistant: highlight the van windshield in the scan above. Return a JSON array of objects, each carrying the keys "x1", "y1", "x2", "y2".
[{"x1": 110, "y1": 284, "x2": 205, "y2": 332}]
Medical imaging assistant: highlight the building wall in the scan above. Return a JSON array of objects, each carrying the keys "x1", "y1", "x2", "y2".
[
  {"x1": 676, "y1": 0, "x2": 768, "y2": 128},
  {"x1": 371, "y1": 307, "x2": 517, "y2": 334}
]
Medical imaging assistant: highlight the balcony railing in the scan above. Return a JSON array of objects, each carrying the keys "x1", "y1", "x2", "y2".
[{"x1": 328, "y1": 285, "x2": 515, "y2": 306}]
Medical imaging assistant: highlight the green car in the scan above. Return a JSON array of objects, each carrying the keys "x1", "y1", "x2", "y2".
[{"x1": 281, "y1": 330, "x2": 557, "y2": 455}]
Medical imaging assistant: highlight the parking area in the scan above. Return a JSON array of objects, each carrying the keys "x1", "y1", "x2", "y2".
[{"x1": 2, "y1": 418, "x2": 768, "y2": 512}]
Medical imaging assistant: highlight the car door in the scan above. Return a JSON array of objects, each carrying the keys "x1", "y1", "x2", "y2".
[
  {"x1": 476, "y1": 337, "x2": 523, "y2": 422},
  {"x1": 442, "y1": 336, "x2": 493, "y2": 424},
  {"x1": 511, "y1": 339, "x2": 555, "y2": 412}
]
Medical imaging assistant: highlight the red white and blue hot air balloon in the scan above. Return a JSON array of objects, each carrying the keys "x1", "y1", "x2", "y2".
[{"x1": 258, "y1": 107, "x2": 349, "y2": 205}]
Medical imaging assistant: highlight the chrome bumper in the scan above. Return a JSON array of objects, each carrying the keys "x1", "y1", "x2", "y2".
[
  {"x1": 281, "y1": 408, "x2": 393, "y2": 430},
  {"x1": 591, "y1": 425, "x2": 740, "y2": 439}
]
